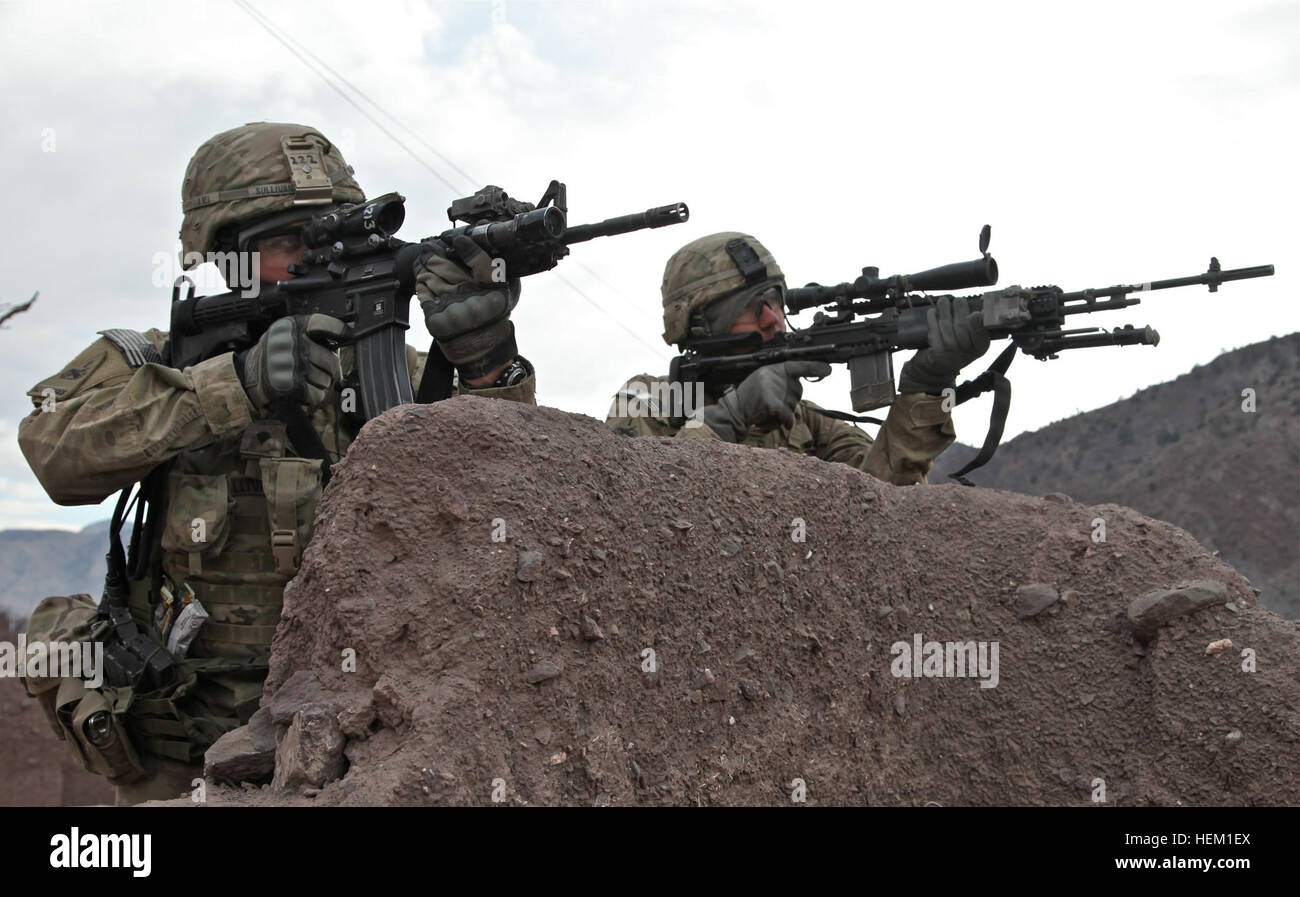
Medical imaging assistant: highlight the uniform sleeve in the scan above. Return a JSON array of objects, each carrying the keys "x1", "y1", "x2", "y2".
[
  {"x1": 801, "y1": 401, "x2": 877, "y2": 469},
  {"x1": 861, "y1": 392, "x2": 955, "y2": 485},
  {"x1": 17, "y1": 334, "x2": 255, "y2": 505},
  {"x1": 455, "y1": 356, "x2": 537, "y2": 405},
  {"x1": 802, "y1": 393, "x2": 954, "y2": 485},
  {"x1": 604, "y1": 374, "x2": 722, "y2": 439}
]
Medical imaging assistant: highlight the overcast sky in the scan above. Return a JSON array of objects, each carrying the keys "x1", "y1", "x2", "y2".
[{"x1": 1, "y1": 0, "x2": 1295, "y2": 530}]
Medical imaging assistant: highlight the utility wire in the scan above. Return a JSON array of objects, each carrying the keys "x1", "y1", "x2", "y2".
[{"x1": 234, "y1": 0, "x2": 671, "y2": 361}]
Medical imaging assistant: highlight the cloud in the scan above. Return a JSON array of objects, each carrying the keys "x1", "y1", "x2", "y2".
[{"x1": 0, "y1": 0, "x2": 1295, "y2": 528}]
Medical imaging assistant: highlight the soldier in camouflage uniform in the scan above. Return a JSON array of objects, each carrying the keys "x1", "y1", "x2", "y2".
[
  {"x1": 17, "y1": 122, "x2": 536, "y2": 804},
  {"x1": 606, "y1": 232, "x2": 989, "y2": 484}
]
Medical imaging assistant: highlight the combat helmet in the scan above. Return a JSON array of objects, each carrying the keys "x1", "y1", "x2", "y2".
[
  {"x1": 179, "y1": 122, "x2": 364, "y2": 269},
  {"x1": 660, "y1": 232, "x2": 785, "y2": 346}
]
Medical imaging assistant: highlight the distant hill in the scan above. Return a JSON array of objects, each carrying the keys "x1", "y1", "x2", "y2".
[
  {"x1": 0, "y1": 520, "x2": 112, "y2": 623},
  {"x1": 931, "y1": 333, "x2": 1299, "y2": 619}
]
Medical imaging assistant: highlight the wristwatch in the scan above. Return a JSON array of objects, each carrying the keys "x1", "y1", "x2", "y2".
[{"x1": 466, "y1": 357, "x2": 528, "y2": 390}]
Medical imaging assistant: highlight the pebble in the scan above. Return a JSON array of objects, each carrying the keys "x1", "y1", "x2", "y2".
[
  {"x1": 524, "y1": 659, "x2": 562, "y2": 684},
  {"x1": 516, "y1": 550, "x2": 545, "y2": 583},
  {"x1": 1015, "y1": 583, "x2": 1060, "y2": 619},
  {"x1": 580, "y1": 616, "x2": 605, "y2": 641}
]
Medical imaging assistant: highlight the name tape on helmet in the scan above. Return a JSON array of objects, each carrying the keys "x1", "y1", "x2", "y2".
[{"x1": 181, "y1": 133, "x2": 354, "y2": 214}]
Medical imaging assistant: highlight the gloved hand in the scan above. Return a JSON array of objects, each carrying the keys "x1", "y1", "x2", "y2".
[
  {"x1": 702, "y1": 361, "x2": 832, "y2": 443},
  {"x1": 415, "y1": 234, "x2": 522, "y2": 378},
  {"x1": 236, "y1": 314, "x2": 345, "y2": 414},
  {"x1": 897, "y1": 295, "x2": 990, "y2": 394}
]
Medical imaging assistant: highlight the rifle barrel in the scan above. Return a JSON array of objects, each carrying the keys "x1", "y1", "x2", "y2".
[
  {"x1": 564, "y1": 203, "x2": 689, "y2": 245},
  {"x1": 1147, "y1": 263, "x2": 1274, "y2": 292}
]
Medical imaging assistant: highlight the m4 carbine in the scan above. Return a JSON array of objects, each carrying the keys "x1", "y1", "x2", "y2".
[
  {"x1": 167, "y1": 180, "x2": 689, "y2": 421},
  {"x1": 668, "y1": 226, "x2": 1273, "y2": 481}
]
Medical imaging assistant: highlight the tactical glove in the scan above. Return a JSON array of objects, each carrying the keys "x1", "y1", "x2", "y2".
[
  {"x1": 415, "y1": 234, "x2": 522, "y2": 379},
  {"x1": 236, "y1": 314, "x2": 345, "y2": 415},
  {"x1": 897, "y1": 295, "x2": 990, "y2": 394},
  {"x1": 702, "y1": 361, "x2": 832, "y2": 443}
]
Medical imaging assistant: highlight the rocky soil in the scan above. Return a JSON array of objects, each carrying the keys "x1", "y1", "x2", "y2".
[{"x1": 183, "y1": 395, "x2": 1299, "y2": 806}]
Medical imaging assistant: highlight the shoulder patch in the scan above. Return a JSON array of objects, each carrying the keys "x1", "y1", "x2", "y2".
[{"x1": 98, "y1": 328, "x2": 163, "y2": 369}]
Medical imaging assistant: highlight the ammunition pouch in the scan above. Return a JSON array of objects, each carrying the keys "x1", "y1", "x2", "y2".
[{"x1": 22, "y1": 590, "x2": 267, "y2": 783}]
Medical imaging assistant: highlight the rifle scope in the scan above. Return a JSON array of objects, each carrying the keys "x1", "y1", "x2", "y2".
[{"x1": 301, "y1": 193, "x2": 407, "y2": 248}]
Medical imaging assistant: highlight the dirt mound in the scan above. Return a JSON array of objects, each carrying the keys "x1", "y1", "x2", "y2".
[
  {"x1": 932, "y1": 333, "x2": 1300, "y2": 619},
  {"x1": 198, "y1": 397, "x2": 1298, "y2": 806},
  {"x1": 0, "y1": 612, "x2": 115, "y2": 806}
]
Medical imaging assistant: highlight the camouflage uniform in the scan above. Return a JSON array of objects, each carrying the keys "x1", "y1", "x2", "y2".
[
  {"x1": 17, "y1": 123, "x2": 536, "y2": 804},
  {"x1": 607, "y1": 375, "x2": 950, "y2": 486},
  {"x1": 606, "y1": 233, "x2": 954, "y2": 485}
]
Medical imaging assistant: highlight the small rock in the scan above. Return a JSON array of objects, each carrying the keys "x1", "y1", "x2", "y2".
[
  {"x1": 1224, "y1": 729, "x2": 1243, "y2": 746},
  {"x1": 372, "y1": 674, "x2": 415, "y2": 729},
  {"x1": 739, "y1": 678, "x2": 763, "y2": 701},
  {"x1": 1127, "y1": 580, "x2": 1230, "y2": 642},
  {"x1": 549, "y1": 751, "x2": 567, "y2": 765},
  {"x1": 1043, "y1": 492, "x2": 1073, "y2": 504},
  {"x1": 516, "y1": 550, "x2": 545, "y2": 583},
  {"x1": 337, "y1": 698, "x2": 376, "y2": 739},
  {"x1": 892, "y1": 693, "x2": 906, "y2": 715},
  {"x1": 580, "y1": 616, "x2": 605, "y2": 641},
  {"x1": 267, "y1": 670, "x2": 330, "y2": 726},
  {"x1": 524, "y1": 659, "x2": 562, "y2": 684},
  {"x1": 1205, "y1": 638, "x2": 1234, "y2": 656},
  {"x1": 719, "y1": 537, "x2": 743, "y2": 557},
  {"x1": 204, "y1": 706, "x2": 276, "y2": 785},
  {"x1": 1015, "y1": 583, "x2": 1060, "y2": 619},
  {"x1": 272, "y1": 703, "x2": 346, "y2": 793}
]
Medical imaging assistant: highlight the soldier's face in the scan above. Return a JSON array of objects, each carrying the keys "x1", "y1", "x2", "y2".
[
  {"x1": 728, "y1": 287, "x2": 786, "y2": 342},
  {"x1": 254, "y1": 232, "x2": 307, "y2": 283}
]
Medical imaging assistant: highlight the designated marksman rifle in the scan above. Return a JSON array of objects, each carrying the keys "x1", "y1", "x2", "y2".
[{"x1": 668, "y1": 226, "x2": 1273, "y2": 482}]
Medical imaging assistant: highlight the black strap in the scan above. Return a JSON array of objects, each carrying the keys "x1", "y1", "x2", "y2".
[
  {"x1": 803, "y1": 406, "x2": 886, "y2": 425},
  {"x1": 99, "y1": 485, "x2": 175, "y2": 691},
  {"x1": 275, "y1": 398, "x2": 333, "y2": 486},
  {"x1": 416, "y1": 340, "x2": 456, "y2": 402},
  {"x1": 948, "y1": 343, "x2": 1017, "y2": 485}
]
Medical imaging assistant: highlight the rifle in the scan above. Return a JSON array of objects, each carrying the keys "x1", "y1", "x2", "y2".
[
  {"x1": 166, "y1": 181, "x2": 689, "y2": 423},
  {"x1": 668, "y1": 226, "x2": 1273, "y2": 482}
]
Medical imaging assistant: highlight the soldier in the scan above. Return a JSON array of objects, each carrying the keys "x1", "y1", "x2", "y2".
[
  {"x1": 17, "y1": 122, "x2": 535, "y2": 804},
  {"x1": 606, "y1": 232, "x2": 989, "y2": 484}
]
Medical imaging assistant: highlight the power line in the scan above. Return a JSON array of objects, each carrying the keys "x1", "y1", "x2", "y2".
[
  {"x1": 234, "y1": 0, "x2": 671, "y2": 362},
  {"x1": 233, "y1": 0, "x2": 465, "y2": 195}
]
